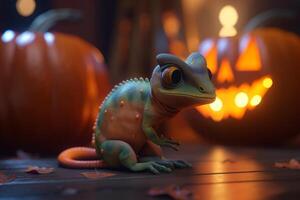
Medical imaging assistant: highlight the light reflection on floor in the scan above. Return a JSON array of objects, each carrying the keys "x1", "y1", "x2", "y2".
[{"x1": 191, "y1": 146, "x2": 284, "y2": 200}]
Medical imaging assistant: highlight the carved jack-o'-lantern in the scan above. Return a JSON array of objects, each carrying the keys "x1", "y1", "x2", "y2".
[
  {"x1": 186, "y1": 28, "x2": 300, "y2": 145},
  {"x1": 196, "y1": 31, "x2": 273, "y2": 121}
]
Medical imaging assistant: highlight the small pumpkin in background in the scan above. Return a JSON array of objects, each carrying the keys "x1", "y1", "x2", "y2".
[
  {"x1": 186, "y1": 12, "x2": 300, "y2": 145},
  {"x1": 0, "y1": 9, "x2": 111, "y2": 155}
]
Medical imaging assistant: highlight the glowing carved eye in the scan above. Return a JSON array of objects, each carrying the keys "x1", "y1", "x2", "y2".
[
  {"x1": 236, "y1": 35, "x2": 262, "y2": 71},
  {"x1": 162, "y1": 66, "x2": 182, "y2": 87},
  {"x1": 199, "y1": 39, "x2": 217, "y2": 74}
]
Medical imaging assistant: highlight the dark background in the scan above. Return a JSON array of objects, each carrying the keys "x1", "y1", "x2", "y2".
[{"x1": 0, "y1": 0, "x2": 299, "y2": 63}]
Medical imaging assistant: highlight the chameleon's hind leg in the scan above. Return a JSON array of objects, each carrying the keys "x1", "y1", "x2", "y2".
[
  {"x1": 139, "y1": 141, "x2": 192, "y2": 169},
  {"x1": 100, "y1": 140, "x2": 171, "y2": 174}
]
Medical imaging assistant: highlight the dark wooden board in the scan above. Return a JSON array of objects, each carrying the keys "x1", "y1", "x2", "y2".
[{"x1": 1, "y1": 145, "x2": 300, "y2": 200}]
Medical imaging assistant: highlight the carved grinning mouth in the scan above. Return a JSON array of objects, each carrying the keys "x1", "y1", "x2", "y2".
[{"x1": 196, "y1": 75, "x2": 273, "y2": 121}]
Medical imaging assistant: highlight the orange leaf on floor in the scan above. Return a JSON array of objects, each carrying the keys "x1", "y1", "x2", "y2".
[
  {"x1": 24, "y1": 166, "x2": 54, "y2": 174},
  {"x1": 274, "y1": 159, "x2": 300, "y2": 169},
  {"x1": 222, "y1": 159, "x2": 236, "y2": 163},
  {"x1": 148, "y1": 185, "x2": 193, "y2": 200},
  {"x1": 81, "y1": 171, "x2": 116, "y2": 180},
  {"x1": 0, "y1": 172, "x2": 16, "y2": 185}
]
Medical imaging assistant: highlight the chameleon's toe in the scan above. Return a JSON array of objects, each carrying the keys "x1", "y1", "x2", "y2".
[
  {"x1": 154, "y1": 160, "x2": 175, "y2": 169},
  {"x1": 148, "y1": 165, "x2": 160, "y2": 174},
  {"x1": 145, "y1": 162, "x2": 172, "y2": 174},
  {"x1": 166, "y1": 160, "x2": 192, "y2": 169},
  {"x1": 152, "y1": 162, "x2": 172, "y2": 173}
]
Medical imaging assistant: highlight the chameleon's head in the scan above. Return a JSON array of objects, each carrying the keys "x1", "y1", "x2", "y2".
[{"x1": 150, "y1": 52, "x2": 216, "y2": 109}]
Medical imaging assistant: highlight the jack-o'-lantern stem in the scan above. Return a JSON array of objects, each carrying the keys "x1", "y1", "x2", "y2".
[
  {"x1": 243, "y1": 9, "x2": 296, "y2": 33},
  {"x1": 28, "y1": 9, "x2": 82, "y2": 32}
]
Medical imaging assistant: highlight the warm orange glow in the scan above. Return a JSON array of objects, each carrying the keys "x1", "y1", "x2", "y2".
[
  {"x1": 193, "y1": 147, "x2": 272, "y2": 200},
  {"x1": 218, "y1": 5, "x2": 238, "y2": 37},
  {"x1": 219, "y1": 5, "x2": 238, "y2": 26},
  {"x1": 181, "y1": 0, "x2": 202, "y2": 52},
  {"x1": 162, "y1": 12, "x2": 180, "y2": 39},
  {"x1": 209, "y1": 97, "x2": 223, "y2": 112},
  {"x1": 234, "y1": 92, "x2": 249, "y2": 108},
  {"x1": 263, "y1": 77, "x2": 273, "y2": 88},
  {"x1": 16, "y1": 0, "x2": 36, "y2": 17},
  {"x1": 169, "y1": 40, "x2": 187, "y2": 60},
  {"x1": 205, "y1": 47, "x2": 218, "y2": 74},
  {"x1": 186, "y1": 36, "x2": 200, "y2": 53},
  {"x1": 217, "y1": 59, "x2": 234, "y2": 83},
  {"x1": 196, "y1": 76, "x2": 272, "y2": 121},
  {"x1": 236, "y1": 37, "x2": 262, "y2": 71},
  {"x1": 250, "y1": 95, "x2": 262, "y2": 106},
  {"x1": 162, "y1": 11, "x2": 189, "y2": 59},
  {"x1": 219, "y1": 27, "x2": 237, "y2": 38}
]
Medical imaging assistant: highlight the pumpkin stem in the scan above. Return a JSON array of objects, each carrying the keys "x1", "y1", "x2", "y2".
[
  {"x1": 28, "y1": 9, "x2": 82, "y2": 32},
  {"x1": 243, "y1": 9, "x2": 297, "y2": 33}
]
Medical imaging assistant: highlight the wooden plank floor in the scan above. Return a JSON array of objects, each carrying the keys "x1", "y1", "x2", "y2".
[{"x1": 1, "y1": 145, "x2": 300, "y2": 200}]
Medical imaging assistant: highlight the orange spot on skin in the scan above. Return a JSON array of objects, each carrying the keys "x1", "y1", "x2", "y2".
[
  {"x1": 110, "y1": 116, "x2": 115, "y2": 121},
  {"x1": 104, "y1": 109, "x2": 108, "y2": 113},
  {"x1": 135, "y1": 113, "x2": 140, "y2": 120},
  {"x1": 120, "y1": 100, "x2": 125, "y2": 107}
]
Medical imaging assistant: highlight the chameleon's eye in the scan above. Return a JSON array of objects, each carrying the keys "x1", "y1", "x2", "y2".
[
  {"x1": 207, "y1": 68, "x2": 212, "y2": 80},
  {"x1": 162, "y1": 66, "x2": 182, "y2": 87}
]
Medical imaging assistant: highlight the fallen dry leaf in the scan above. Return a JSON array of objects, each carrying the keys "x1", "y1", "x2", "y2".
[
  {"x1": 16, "y1": 150, "x2": 39, "y2": 159},
  {"x1": 24, "y1": 166, "x2": 54, "y2": 174},
  {"x1": 222, "y1": 159, "x2": 236, "y2": 163},
  {"x1": 0, "y1": 172, "x2": 16, "y2": 185},
  {"x1": 61, "y1": 187, "x2": 78, "y2": 196},
  {"x1": 81, "y1": 171, "x2": 115, "y2": 180},
  {"x1": 274, "y1": 159, "x2": 300, "y2": 169},
  {"x1": 148, "y1": 185, "x2": 193, "y2": 200}
]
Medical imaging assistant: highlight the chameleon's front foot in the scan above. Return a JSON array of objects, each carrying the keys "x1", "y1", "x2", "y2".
[
  {"x1": 129, "y1": 161, "x2": 172, "y2": 174},
  {"x1": 140, "y1": 157, "x2": 192, "y2": 169},
  {"x1": 131, "y1": 160, "x2": 191, "y2": 174}
]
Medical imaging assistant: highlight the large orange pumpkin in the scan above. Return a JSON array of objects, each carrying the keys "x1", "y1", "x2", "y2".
[
  {"x1": 0, "y1": 10, "x2": 111, "y2": 154},
  {"x1": 187, "y1": 27, "x2": 300, "y2": 145}
]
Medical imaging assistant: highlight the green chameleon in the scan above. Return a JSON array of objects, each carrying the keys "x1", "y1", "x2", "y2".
[{"x1": 58, "y1": 52, "x2": 215, "y2": 174}]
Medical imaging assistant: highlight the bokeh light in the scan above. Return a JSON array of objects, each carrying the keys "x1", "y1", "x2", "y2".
[
  {"x1": 218, "y1": 5, "x2": 238, "y2": 37},
  {"x1": 1, "y1": 30, "x2": 15, "y2": 43},
  {"x1": 263, "y1": 77, "x2": 273, "y2": 88},
  {"x1": 250, "y1": 95, "x2": 262, "y2": 106},
  {"x1": 219, "y1": 5, "x2": 238, "y2": 26},
  {"x1": 235, "y1": 92, "x2": 249, "y2": 108},
  {"x1": 210, "y1": 97, "x2": 223, "y2": 112},
  {"x1": 16, "y1": 0, "x2": 36, "y2": 17}
]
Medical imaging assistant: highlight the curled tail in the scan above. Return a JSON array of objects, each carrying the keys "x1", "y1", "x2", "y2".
[{"x1": 58, "y1": 147, "x2": 107, "y2": 168}]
